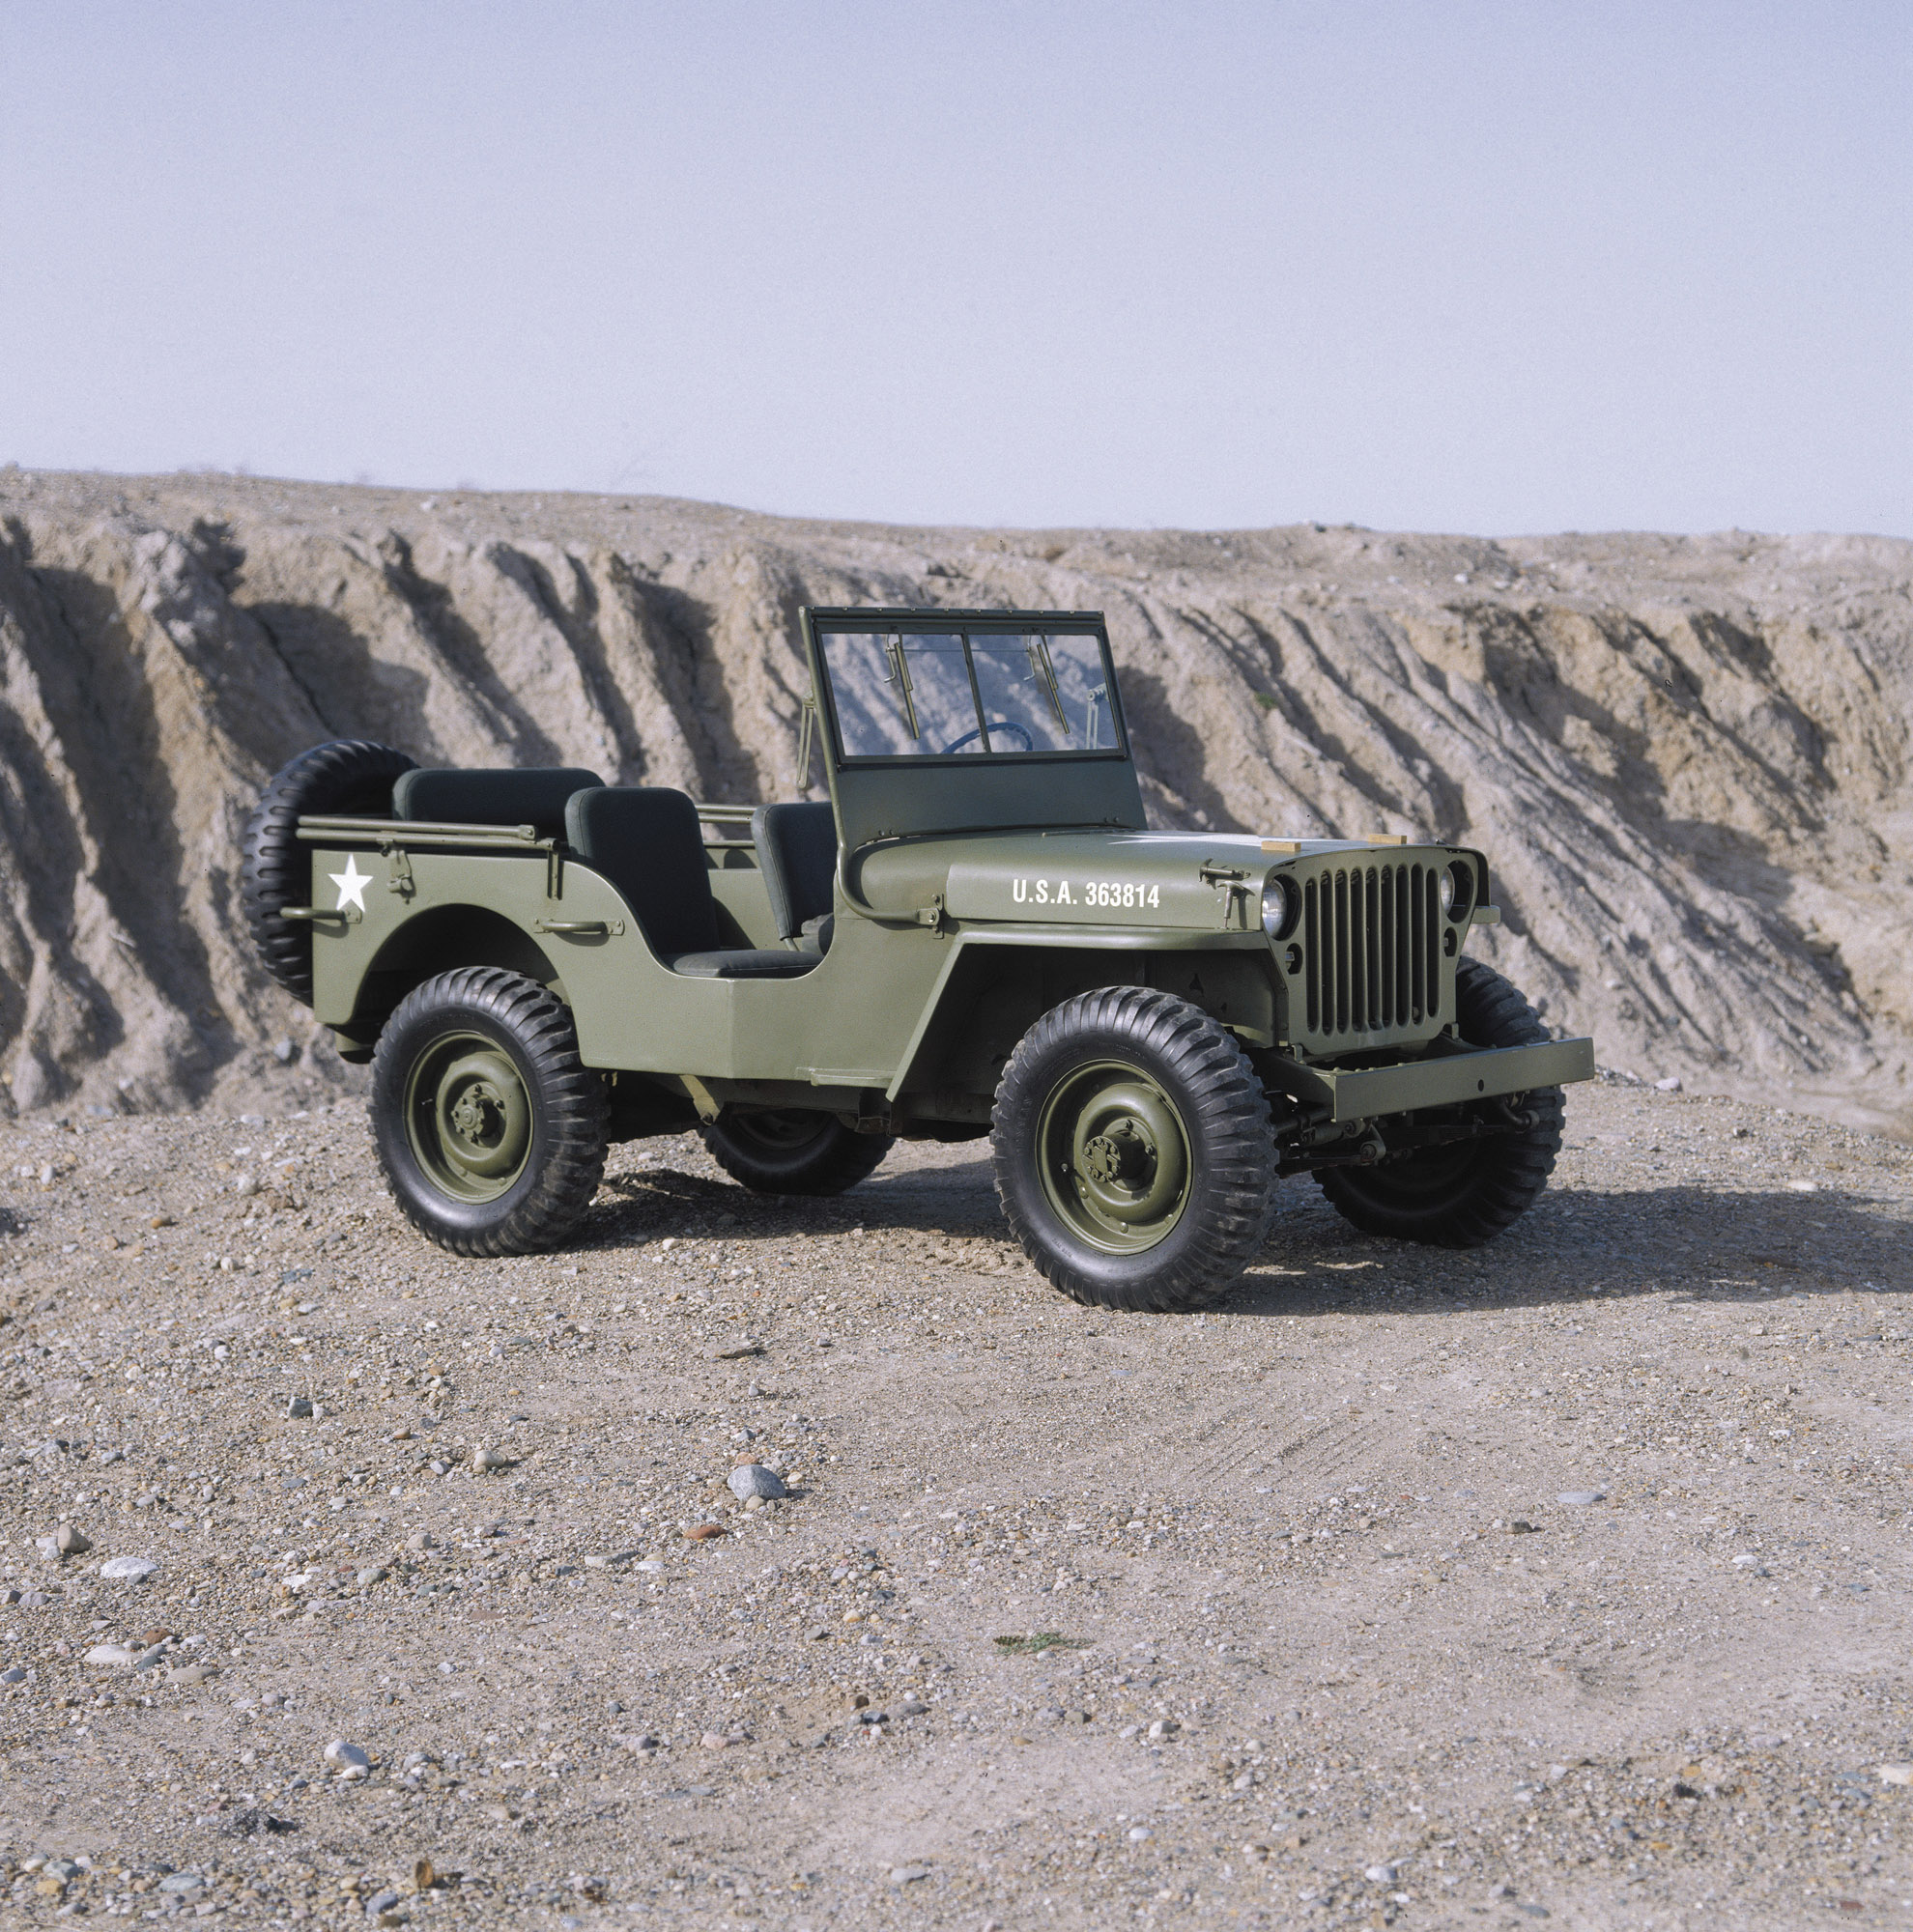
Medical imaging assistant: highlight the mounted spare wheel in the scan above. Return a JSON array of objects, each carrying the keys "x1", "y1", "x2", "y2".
[
  {"x1": 371, "y1": 967, "x2": 609, "y2": 1255},
  {"x1": 991, "y1": 987, "x2": 1279, "y2": 1313},
  {"x1": 242, "y1": 739, "x2": 416, "y2": 1003}
]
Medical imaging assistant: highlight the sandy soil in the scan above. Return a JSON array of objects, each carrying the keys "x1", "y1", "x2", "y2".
[{"x1": 0, "y1": 1078, "x2": 1909, "y2": 1928}]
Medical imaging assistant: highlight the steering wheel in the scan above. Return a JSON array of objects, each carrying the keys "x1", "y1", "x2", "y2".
[{"x1": 941, "y1": 721, "x2": 1036, "y2": 754}]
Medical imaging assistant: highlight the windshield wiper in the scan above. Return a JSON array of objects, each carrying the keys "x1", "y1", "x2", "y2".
[
  {"x1": 1029, "y1": 636, "x2": 1071, "y2": 738},
  {"x1": 884, "y1": 634, "x2": 922, "y2": 740}
]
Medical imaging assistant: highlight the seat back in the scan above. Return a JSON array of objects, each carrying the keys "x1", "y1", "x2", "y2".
[
  {"x1": 564, "y1": 786, "x2": 719, "y2": 959},
  {"x1": 393, "y1": 766, "x2": 604, "y2": 834},
  {"x1": 751, "y1": 802, "x2": 838, "y2": 941}
]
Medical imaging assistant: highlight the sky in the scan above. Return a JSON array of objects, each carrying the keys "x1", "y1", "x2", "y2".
[{"x1": 1, "y1": 2, "x2": 1907, "y2": 535}]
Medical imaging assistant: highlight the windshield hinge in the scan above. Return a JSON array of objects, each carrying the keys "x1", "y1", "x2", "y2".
[{"x1": 915, "y1": 892, "x2": 947, "y2": 932}]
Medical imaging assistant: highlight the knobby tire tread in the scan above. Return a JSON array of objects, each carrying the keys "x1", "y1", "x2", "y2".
[
  {"x1": 1316, "y1": 956, "x2": 1565, "y2": 1248},
  {"x1": 700, "y1": 1117, "x2": 893, "y2": 1196},
  {"x1": 241, "y1": 740, "x2": 416, "y2": 1004},
  {"x1": 372, "y1": 966, "x2": 608, "y2": 1257},
  {"x1": 993, "y1": 986, "x2": 1276, "y2": 1314}
]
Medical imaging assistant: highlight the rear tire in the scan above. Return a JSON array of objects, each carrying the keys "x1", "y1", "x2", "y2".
[
  {"x1": 700, "y1": 1111, "x2": 893, "y2": 1195},
  {"x1": 992, "y1": 987, "x2": 1277, "y2": 1313},
  {"x1": 371, "y1": 967, "x2": 608, "y2": 1255},
  {"x1": 1315, "y1": 957, "x2": 1565, "y2": 1247},
  {"x1": 243, "y1": 740, "x2": 416, "y2": 1003}
]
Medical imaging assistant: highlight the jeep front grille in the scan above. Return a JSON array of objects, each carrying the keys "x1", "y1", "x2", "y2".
[{"x1": 1301, "y1": 862, "x2": 1443, "y2": 1038}]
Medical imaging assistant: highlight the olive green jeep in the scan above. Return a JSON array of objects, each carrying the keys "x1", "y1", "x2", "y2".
[{"x1": 241, "y1": 607, "x2": 1593, "y2": 1311}]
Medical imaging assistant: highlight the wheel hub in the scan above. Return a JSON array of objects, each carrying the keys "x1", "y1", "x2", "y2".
[
  {"x1": 1083, "y1": 1123, "x2": 1150, "y2": 1185},
  {"x1": 450, "y1": 1084, "x2": 504, "y2": 1145},
  {"x1": 1036, "y1": 1061, "x2": 1191, "y2": 1255},
  {"x1": 403, "y1": 1034, "x2": 534, "y2": 1205}
]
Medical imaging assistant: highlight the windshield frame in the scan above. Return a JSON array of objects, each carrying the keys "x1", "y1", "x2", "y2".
[{"x1": 805, "y1": 609, "x2": 1129, "y2": 770}]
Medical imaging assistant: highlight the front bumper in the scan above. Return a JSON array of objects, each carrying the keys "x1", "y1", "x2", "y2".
[{"x1": 1264, "y1": 1035, "x2": 1595, "y2": 1123}]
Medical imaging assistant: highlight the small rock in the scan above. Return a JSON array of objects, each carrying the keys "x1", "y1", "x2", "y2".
[
  {"x1": 83, "y1": 1643, "x2": 135, "y2": 1667},
  {"x1": 700, "y1": 1730, "x2": 731, "y2": 1749},
  {"x1": 168, "y1": 1661, "x2": 216, "y2": 1686},
  {"x1": 55, "y1": 1523, "x2": 92, "y2": 1555},
  {"x1": 132, "y1": 1645, "x2": 168, "y2": 1672},
  {"x1": 272, "y1": 1037, "x2": 297, "y2": 1065},
  {"x1": 357, "y1": 1565, "x2": 389, "y2": 1589},
  {"x1": 1556, "y1": 1490, "x2": 1605, "y2": 1507},
  {"x1": 471, "y1": 1446, "x2": 509, "y2": 1473},
  {"x1": 1148, "y1": 1719, "x2": 1178, "y2": 1740},
  {"x1": 1879, "y1": 1764, "x2": 1913, "y2": 1786},
  {"x1": 889, "y1": 1865, "x2": 931, "y2": 1886},
  {"x1": 100, "y1": 1555, "x2": 159, "y2": 1581},
  {"x1": 1128, "y1": 1826, "x2": 1152, "y2": 1841},
  {"x1": 1653, "y1": 1076, "x2": 1683, "y2": 1093},
  {"x1": 157, "y1": 1873, "x2": 204, "y2": 1894},
  {"x1": 1786, "y1": 1179, "x2": 1821, "y2": 1194},
  {"x1": 684, "y1": 1522, "x2": 726, "y2": 1543},
  {"x1": 0, "y1": 1665, "x2": 26, "y2": 1684},
  {"x1": 33, "y1": 1536, "x2": 58, "y2": 1562},
  {"x1": 286, "y1": 1396, "x2": 314, "y2": 1420},
  {"x1": 899, "y1": 1697, "x2": 928, "y2": 1717},
  {"x1": 728, "y1": 1463, "x2": 787, "y2": 1502},
  {"x1": 325, "y1": 1739, "x2": 372, "y2": 1772},
  {"x1": 1365, "y1": 1863, "x2": 1397, "y2": 1884}
]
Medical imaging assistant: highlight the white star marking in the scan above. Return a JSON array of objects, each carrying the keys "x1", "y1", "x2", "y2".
[{"x1": 328, "y1": 855, "x2": 373, "y2": 913}]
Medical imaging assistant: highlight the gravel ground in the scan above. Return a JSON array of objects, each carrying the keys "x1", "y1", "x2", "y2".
[{"x1": 0, "y1": 1074, "x2": 1908, "y2": 1929}]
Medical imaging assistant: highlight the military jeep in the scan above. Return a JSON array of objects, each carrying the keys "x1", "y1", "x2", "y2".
[{"x1": 241, "y1": 606, "x2": 1593, "y2": 1311}]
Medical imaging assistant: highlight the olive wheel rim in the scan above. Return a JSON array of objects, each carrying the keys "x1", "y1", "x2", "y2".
[
  {"x1": 1037, "y1": 1058, "x2": 1191, "y2": 1254},
  {"x1": 403, "y1": 1031, "x2": 534, "y2": 1205}
]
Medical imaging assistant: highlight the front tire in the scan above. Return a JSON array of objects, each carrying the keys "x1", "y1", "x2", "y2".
[
  {"x1": 371, "y1": 968, "x2": 608, "y2": 1255},
  {"x1": 1315, "y1": 956, "x2": 1566, "y2": 1247},
  {"x1": 700, "y1": 1111, "x2": 892, "y2": 1195},
  {"x1": 992, "y1": 987, "x2": 1277, "y2": 1313}
]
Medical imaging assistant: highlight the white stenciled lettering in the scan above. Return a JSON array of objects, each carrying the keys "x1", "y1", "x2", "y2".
[
  {"x1": 1036, "y1": 879, "x2": 1049, "y2": 904},
  {"x1": 1013, "y1": 878, "x2": 1028, "y2": 903},
  {"x1": 1057, "y1": 881, "x2": 1074, "y2": 903}
]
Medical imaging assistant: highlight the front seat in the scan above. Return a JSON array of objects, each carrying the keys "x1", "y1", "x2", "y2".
[{"x1": 563, "y1": 786, "x2": 818, "y2": 979}]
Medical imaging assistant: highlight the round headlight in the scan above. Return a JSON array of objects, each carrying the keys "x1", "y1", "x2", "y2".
[
  {"x1": 1442, "y1": 859, "x2": 1475, "y2": 922},
  {"x1": 1261, "y1": 874, "x2": 1300, "y2": 941}
]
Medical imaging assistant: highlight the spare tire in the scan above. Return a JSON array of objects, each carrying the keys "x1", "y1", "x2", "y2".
[{"x1": 242, "y1": 740, "x2": 416, "y2": 1004}]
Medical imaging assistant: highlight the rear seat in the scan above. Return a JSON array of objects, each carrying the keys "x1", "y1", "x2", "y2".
[
  {"x1": 563, "y1": 786, "x2": 818, "y2": 980},
  {"x1": 392, "y1": 766, "x2": 605, "y2": 834}
]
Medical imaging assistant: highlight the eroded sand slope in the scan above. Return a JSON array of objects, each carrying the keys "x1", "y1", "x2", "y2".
[{"x1": 1, "y1": 469, "x2": 1909, "y2": 1132}]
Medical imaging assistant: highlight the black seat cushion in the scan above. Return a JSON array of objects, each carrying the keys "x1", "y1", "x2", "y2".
[
  {"x1": 669, "y1": 949, "x2": 820, "y2": 980},
  {"x1": 394, "y1": 766, "x2": 604, "y2": 834},
  {"x1": 751, "y1": 802, "x2": 838, "y2": 941},
  {"x1": 565, "y1": 786, "x2": 719, "y2": 958}
]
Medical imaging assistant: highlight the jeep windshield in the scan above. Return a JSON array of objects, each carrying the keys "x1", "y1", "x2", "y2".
[{"x1": 816, "y1": 624, "x2": 1123, "y2": 761}]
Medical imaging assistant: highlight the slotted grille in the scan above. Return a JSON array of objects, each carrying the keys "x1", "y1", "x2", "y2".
[{"x1": 1300, "y1": 861, "x2": 1443, "y2": 1038}]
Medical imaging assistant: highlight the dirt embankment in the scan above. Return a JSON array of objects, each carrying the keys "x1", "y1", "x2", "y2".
[{"x1": 1, "y1": 468, "x2": 1909, "y2": 1133}]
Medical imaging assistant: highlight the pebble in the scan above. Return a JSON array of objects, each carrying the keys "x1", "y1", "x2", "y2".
[
  {"x1": 1878, "y1": 1764, "x2": 1913, "y2": 1786},
  {"x1": 357, "y1": 1565, "x2": 389, "y2": 1589},
  {"x1": 157, "y1": 1873, "x2": 203, "y2": 1894},
  {"x1": 83, "y1": 1643, "x2": 135, "y2": 1667},
  {"x1": 326, "y1": 1739, "x2": 372, "y2": 1773},
  {"x1": 1556, "y1": 1491, "x2": 1605, "y2": 1507},
  {"x1": 728, "y1": 1463, "x2": 787, "y2": 1502},
  {"x1": 286, "y1": 1396, "x2": 315, "y2": 1419},
  {"x1": 471, "y1": 1446, "x2": 509, "y2": 1472},
  {"x1": 55, "y1": 1524, "x2": 92, "y2": 1555},
  {"x1": 1148, "y1": 1719, "x2": 1178, "y2": 1740},
  {"x1": 890, "y1": 1866, "x2": 931, "y2": 1886},
  {"x1": 1365, "y1": 1863, "x2": 1397, "y2": 1884},
  {"x1": 0, "y1": 1666, "x2": 25, "y2": 1684},
  {"x1": 685, "y1": 1522, "x2": 726, "y2": 1542},
  {"x1": 1653, "y1": 1075, "x2": 1683, "y2": 1093},
  {"x1": 99, "y1": 1555, "x2": 159, "y2": 1581}
]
